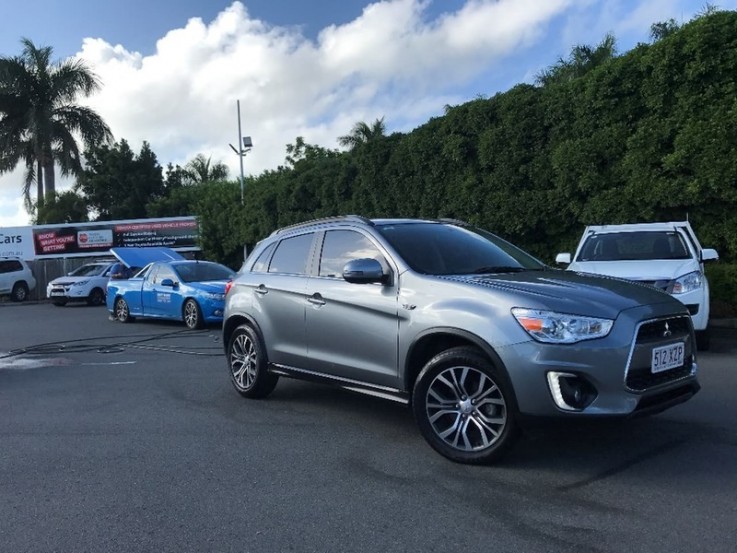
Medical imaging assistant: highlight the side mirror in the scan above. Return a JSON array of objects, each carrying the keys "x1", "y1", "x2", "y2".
[
  {"x1": 701, "y1": 248, "x2": 719, "y2": 262},
  {"x1": 555, "y1": 253, "x2": 571, "y2": 265},
  {"x1": 343, "y1": 258, "x2": 385, "y2": 284},
  {"x1": 160, "y1": 278, "x2": 177, "y2": 288}
]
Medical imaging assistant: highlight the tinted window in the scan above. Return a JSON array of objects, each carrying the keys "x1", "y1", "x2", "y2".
[
  {"x1": 577, "y1": 232, "x2": 691, "y2": 262},
  {"x1": 0, "y1": 260, "x2": 22, "y2": 273},
  {"x1": 319, "y1": 230, "x2": 383, "y2": 278},
  {"x1": 250, "y1": 243, "x2": 276, "y2": 273},
  {"x1": 173, "y1": 262, "x2": 235, "y2": 282},
  {"x1": 376, "y1": 223, "x2": 544, "y2": 275},
  {"x1": 268, "y1": 234, "x2": 314, "y2": 275}
]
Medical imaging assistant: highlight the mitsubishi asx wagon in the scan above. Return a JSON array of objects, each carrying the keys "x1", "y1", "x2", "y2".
[{"x1": 222, "y1": 216, "x2": 700, "y2": 464}]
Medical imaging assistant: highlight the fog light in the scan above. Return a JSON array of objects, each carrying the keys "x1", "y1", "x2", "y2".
[{"x1": 547, "y1": 372, "x2": 598, "y2": 411}]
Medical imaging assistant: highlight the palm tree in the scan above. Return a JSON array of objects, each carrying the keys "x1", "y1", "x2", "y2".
[
  {"x1": 535, "y1": 33, "x2": 618, "y2": 86},
  {"x1": 0, "y1": 38, "x2": 112, "y2": 210},
  {"x1": 184, "y1": 153, "x2": 229, "y2": 184},
  {"x1": 338, "y1": 117, "x2": 386, "y2": 150}
]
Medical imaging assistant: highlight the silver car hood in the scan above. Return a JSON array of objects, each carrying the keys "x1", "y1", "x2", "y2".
[{"x1": 440, "y1": 270, "x2": 678, "y2": 320}]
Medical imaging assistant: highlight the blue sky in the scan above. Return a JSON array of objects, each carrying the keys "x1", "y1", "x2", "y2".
[{"x1": 1, "y1": 0, "x2": 736, "y2": 226}]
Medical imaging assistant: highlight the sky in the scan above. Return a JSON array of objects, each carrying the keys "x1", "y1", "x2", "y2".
[{"x1": 1, "y1": 0, "x2": 735, "y2": 227}]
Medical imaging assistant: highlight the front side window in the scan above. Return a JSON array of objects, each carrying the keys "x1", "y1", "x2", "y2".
[
  {"x1": 376, "y1": 222, "x2": 544, "y2": 276},
  {"x1": 577, "y1": 232, "x2": 691, "y2": 262},
  {"x1": 268, "y1": 233, "x2": 314, "y2": 275},
  {"x1": 318, "y1": 230, "x2": 383, "y2": 278}
]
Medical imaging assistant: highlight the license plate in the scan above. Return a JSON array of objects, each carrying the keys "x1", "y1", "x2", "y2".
[
  {"x1": 50, "y1": 290, "x2": 65, "y2": 296},
  {"x1": 651, "y1": 342, "x2": 685, "y2": 373}
]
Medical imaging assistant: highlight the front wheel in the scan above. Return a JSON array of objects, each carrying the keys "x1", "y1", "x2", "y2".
[
  {"x1": 412, "y1": 347, "x2": 518, "y2": 464},
  {"x1": 183, "y1": 299, "x2": 204, "y2": 329},
  {"x1": 114, "y1": 297, "x2": 134, "y2": 323},
  {"x1": 227, "y1": 324, "x2": 278, "y2": 398}
]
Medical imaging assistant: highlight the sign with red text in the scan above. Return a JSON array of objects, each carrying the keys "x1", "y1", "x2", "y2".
[{"x1": 31, "y1": 216, "x2": 199, "y2": 258}]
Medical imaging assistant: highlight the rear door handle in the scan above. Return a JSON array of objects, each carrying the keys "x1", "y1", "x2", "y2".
[
  {"x1": 308, "y1": 293, "x2": 326, "y2": 306},
  {"x1": 255, "y1": 285, "x2": 268, "y2": 295}
]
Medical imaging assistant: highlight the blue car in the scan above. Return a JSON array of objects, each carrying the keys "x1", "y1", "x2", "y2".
[{"x1": 106, "y1": 248, "x2": 235, "y2": 329}]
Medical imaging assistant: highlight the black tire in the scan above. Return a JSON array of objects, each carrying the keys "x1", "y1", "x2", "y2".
[
  {"x1": 87, "y1": 287, "x2": 105, "y2": 306},
  {"x1": 114, "y1": 297, "x2": 134, "y2": 323},
  {"x1": 227, "y1": 324, "x2": 278, "y2": 398},
  {"x1": 11, "y1": 282, "x2": 29, "y2": 302},
  {"x1": 696, "y1": 328, "x2": 711, "y2": 351},
  {"x1": 183, "y1": 299, "x2": 204, "y2": 330},
  {"x1": 412, "y1": 346, "x2": 518, "y2": 464},
  {"x1": 52, "y1": 299, "x2": 68, "y2": 307}
]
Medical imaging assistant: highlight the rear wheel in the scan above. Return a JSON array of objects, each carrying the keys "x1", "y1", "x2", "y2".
[
  {"x1": 87, "y1": 287, "x2": 105, "y2": 306},
  {"x1": 227, "y1": 324, "x2": 278, "y2": 398},
  {"x1": 412, "y1": 346, "x2": 518, "y2": 464},
  {"x1": 11, "y1": 282, "x2": 29, "y2": 302}
]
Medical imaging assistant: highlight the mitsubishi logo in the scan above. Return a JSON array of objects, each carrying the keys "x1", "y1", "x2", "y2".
[{"x1": 663, "y1": 322, "x2": 672, "y2": 338}]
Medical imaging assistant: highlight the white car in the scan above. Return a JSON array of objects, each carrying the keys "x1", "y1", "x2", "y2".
[
  {"x1": 47, "y1": 262, "x2": 115, "y2": 306},
  {"x1": 0, "y1": 257, "x2": 36, "y2": 302},
  {"x1": 556, "y1": 222, "x2": 718, "y2": 350}
]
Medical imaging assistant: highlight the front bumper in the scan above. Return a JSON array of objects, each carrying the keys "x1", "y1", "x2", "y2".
[{"x1": 497, "y1": 304, "x2": 699, "y2": 417}]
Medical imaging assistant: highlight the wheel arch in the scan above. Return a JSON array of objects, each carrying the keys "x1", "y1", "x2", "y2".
[
  {"x1": 223, "y1": 313, "x2": 263, "y2": 355},
  {"x1": 403, "y1": 328, "x2": 519, "y2": 410}
]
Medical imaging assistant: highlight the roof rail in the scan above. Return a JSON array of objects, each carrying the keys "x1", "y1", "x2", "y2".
[
  {"x1": 270, "y1": 215, "x2": 373, "y2": 236},
  {"x1": 437, "y1": 217, "x2": 471, "y2": 227}
]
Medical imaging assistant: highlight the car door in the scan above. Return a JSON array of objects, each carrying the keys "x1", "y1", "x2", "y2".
[
  {"x1": 253, "y1": 232, "x2": 316, "y2": 369},
  {"x1": 143, "y1": 264, "x2": 181, "y2": 318},
  {"x1": 305, "y1": 229, "x2": 400, "y2": 387}
]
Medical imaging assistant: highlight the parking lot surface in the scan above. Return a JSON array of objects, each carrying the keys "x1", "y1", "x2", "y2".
[{"x1": 1, "y1": 303, "x2": 736, "y2": 552}]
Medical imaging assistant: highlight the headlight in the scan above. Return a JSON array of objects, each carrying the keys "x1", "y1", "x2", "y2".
[
  {"x1": 671, "y1": 271, "x2": 703, "y2": 294},
  {"x1": 204, "y1": 292, "x2": 225, "y2": 301},
  {"x1": 72, "y1": 280, "x2": 90, "y2": 287},
  {"x1": 511, "y1": 308, "x2": 613, "y2": 344}
]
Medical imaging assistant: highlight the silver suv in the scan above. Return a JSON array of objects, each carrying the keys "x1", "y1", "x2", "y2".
[
  {"x1": 0, "y1": 257, "x2": 36, "y2": 302},
  {"x1": 223, "y1": 217, "x2": 700, "y2": 464}
]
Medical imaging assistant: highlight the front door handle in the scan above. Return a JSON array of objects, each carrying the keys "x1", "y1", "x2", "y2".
[
  {"x1": 255, "y1": 284, "x2": 268, "y2": 295},
  {"x1": 308, "y1": 293, "x2": 326, "y2": 306}
]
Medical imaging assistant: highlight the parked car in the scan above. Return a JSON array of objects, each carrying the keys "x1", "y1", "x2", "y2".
[
  {"x1": 106, "y1": 247, "x2": 235, "y2": 329},
  {"x1": 223, "y1": 216, "x2": 700, "y2": 464},
  {"x1": 46, "y1": 261, "x2": 115, "y2": 306},
  {"x1": 0, "y1": 257, "x2": 36, "y2": 302},
  {"x1": 556, "y1": 221, "x2": 718, "y2": 350}
]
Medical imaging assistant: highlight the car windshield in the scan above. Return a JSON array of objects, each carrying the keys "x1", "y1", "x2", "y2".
[
  {"x1": 70, "y1": 264, "x2": 107, "y2": 277},
  {"x1": 172, "y1": 262, "x2": 235, "y2": 283},
  {"x1": 577, "y1": 231, "x2": 692, "y2": 261},
  {"x1": 376, "y1": 222, "x2": 546, "y2": 275}
]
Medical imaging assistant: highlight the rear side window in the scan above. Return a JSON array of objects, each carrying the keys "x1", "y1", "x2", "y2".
[
  {"x1": 318, "y1": 230, "x2": 383, "y2": 278},
  {"x1": 0, "y1": 260, "x2": 22, "y2": 273},
  {"x1": 268, "y1": 233, "x2": 314, "y2": 275},
  {"x1": 250, "y1": 243, "x2": 276, "y2": 273}
]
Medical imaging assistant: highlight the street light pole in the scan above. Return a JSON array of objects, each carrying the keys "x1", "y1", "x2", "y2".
[
  {"x1": 236, "y1": 100, "x2": 245, "y2": 204},
  {"x1": 229, "y1": 100, "x2": 252, "y2": 205}
]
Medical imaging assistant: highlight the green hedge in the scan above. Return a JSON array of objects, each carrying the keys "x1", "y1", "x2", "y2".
[{"x1": 707, "y1": 263, "x2": 737, "y2": 317}]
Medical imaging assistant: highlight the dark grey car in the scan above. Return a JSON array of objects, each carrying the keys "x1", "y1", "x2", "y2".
[{"x1": 223, "y1": 217, "x2": 700, "y2": 464}]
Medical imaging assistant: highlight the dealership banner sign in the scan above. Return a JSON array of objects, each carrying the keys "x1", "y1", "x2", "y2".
[
  {"x1": 0, "y1": 226, "x2": 35, "y2": 259},
  {"x1": 0, "y1": 216, "x2": 199, "y2": 260}
]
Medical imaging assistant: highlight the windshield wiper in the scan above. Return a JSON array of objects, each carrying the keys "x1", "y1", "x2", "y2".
[{"x1": 470, "y1": 266, "x2": 527, "y2": 274}]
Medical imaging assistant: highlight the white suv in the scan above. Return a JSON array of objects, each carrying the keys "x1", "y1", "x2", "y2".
[
  {"x1": 556, "y1": 222, "x2": 718, "y2": 349},
  {"x1": 47, "y1": 262, "x2": 115, "y2": 306},
  {"x1": 0, "y1": 257, "x2": 36, "y2": 302}
]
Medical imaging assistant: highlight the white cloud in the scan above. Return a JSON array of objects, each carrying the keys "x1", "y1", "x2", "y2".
[{"x1": 2, "y1": 0, "x2": 584, "y2": 227}]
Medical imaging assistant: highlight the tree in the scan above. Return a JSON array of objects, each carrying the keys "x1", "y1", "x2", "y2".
[
  {"x1": 338, "y1": 118, "x2": 386, "y2": 150},
  {"x1": 0, "y1": 38, "x2": 112, "y2": 211},
  {"x1": 76, "y1": 139, "x2": 165, "y2": 220},
  {"x1": 183, "y1": 153, "x2": 229, "y2": 184},
  {"x1": 34, "y1": 190, "x2": 89, "y2": 224},
  {"x1": 650, "y1": 19, "x2": 681, "y2": 41},
  {"x1": 536, "y1": 33, "x2": 618, "y2": 85}
]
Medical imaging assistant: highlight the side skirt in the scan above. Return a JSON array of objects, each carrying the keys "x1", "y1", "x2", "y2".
[{"x1": 269, "y1": 363, "x2": 410, "y2": 405}]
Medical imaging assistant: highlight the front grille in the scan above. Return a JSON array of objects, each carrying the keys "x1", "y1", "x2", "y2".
[{"x1": 625, "y1": 315, "x2": 695, "y2": 392}]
